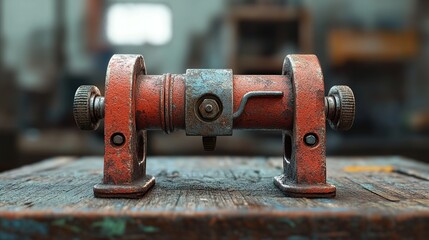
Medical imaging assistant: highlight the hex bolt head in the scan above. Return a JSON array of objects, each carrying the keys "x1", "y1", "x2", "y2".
[
  {"x1": 198, "y1": 98, "x2": 220, "y2": 120},
  {"x1": 304, "y1": 134, "x2": 317, "y2": 146},
  {"x1": 111, "y1": 133, "x2": 125, "y2": 146},
  {"x1": 204, "y1": 104, "x2": 213, "y2": 113}
]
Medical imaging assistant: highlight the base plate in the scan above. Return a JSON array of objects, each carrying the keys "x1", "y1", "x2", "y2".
[
  {"x1": 273, "y1": 174, "x2": 336, "y2": 198},
  {"x1": 93, "y1": 175, "x2": 155, "y2": 198}
]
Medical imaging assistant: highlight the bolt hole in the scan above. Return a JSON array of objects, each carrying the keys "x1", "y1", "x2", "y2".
[
  {"x1": 111, "y1": 132, "x2": 126, "y2": 147},
  {"x1": 303, "y1": 133, "x2": 318, "y2": 147}
]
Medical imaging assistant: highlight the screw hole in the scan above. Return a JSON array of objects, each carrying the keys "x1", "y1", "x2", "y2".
[
  {"x1": 111, "y1": 132, "x2": 126, "y2": 146},
  {"x1": 303, "y1": 133, "x2": 318, "y2": 147}
]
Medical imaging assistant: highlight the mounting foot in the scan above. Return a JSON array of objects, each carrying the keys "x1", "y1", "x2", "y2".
[
  {"x1": 93, "y1": 175, "x2": 155, "y2": 198},
  {"x1": 273, "y1": 175, "x2": 335, "y2": 198}
]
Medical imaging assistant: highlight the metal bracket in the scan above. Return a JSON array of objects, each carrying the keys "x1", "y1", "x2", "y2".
[
  {"x1": 185, "y1": 69, "x2": 233, "y2": 136},
  {"x1": 273, "y1": 54, "x2": 336, "y2": 198},
  {"x1": 93, "y1": 55, "x2": 155, "y2": 198}
]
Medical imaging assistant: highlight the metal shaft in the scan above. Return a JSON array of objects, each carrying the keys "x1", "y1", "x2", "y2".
[
  {"x1": 74, "y1": 76, "x2": 354, "y2": 132},
  {"x1": 135, "y1": 74, "x2": 294, "y2": 132}
]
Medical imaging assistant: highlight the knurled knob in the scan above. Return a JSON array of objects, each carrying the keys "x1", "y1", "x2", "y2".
[
  {"x1": 326, "y1": 85, "x2": 355, "y2": 131},
  {"x1": 73, "y1": 85, "x2": 103, "y2": 130}
]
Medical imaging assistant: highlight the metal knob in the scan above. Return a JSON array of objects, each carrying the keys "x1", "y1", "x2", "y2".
[
  {"x1": 73, "y1": 85, "x2": 105, "y2": 130},
  {"x1": 325, "y1": 85, "x2": 355, "y2": 131}
]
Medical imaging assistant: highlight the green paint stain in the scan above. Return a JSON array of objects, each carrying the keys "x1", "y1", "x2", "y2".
[
  {"x1": 138, "y1": 225, "x2": 159, "y2": 233},
  {"x1": 92, "y1": 218, "x2": 126, "y2": 237},
  {"x1": 52, "y1": 218, "x2": 81, "y2": 233}
]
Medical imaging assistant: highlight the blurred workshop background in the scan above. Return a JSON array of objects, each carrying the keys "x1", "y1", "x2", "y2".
[{"x1": 1, "y1": 0, "x2": 429, "y2": 171}]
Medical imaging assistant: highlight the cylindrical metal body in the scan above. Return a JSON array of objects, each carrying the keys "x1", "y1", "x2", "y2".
[{"x1": 135, "y1": 74, "x2": 293, "y2": 132}]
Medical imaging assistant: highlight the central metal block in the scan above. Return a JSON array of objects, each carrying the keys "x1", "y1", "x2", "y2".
[{"x1": 185, "y1": 69, "x2": 233, "y2": 136}]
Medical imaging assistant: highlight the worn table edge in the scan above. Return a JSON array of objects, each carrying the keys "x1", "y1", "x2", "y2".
[{"x1": 1, "y1": 208, "x2": 429, "y2": 218}]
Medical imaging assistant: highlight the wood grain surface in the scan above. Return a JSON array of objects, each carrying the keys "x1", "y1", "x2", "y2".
[{"x1": 0, "y1": 156, "x2": 428, "y2": 239}]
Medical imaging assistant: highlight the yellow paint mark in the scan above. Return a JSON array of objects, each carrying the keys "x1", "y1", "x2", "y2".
[{"x1": 343, "y1": 165, "x2": 394, "y2": 173}]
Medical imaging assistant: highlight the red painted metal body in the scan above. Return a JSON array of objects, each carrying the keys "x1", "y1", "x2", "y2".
[
  {"x1": 93, "y1": 54, "x2": 342, "y2": 198},
  {"x1": 135, "y1": 74, "x2": 293, "y2": 131}
]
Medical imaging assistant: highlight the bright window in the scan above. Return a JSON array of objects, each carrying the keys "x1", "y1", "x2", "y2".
[{"x1": 106, "y1": 3, "x2": 172, "y2": 45}]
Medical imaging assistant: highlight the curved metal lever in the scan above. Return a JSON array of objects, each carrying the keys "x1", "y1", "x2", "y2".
[{"x1": 233, "y1": 91, "x2": 283, "y2": 119}]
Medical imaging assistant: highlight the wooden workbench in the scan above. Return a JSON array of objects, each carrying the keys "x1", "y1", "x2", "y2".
[{"x1": 0, "y1": 156, "x2": 428, "y2": 239}]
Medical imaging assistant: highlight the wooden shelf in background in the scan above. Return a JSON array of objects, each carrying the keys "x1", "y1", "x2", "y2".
[
  {"x1": 328, "y1": 29, "x2": 419, "y2": 66},
  {"x1": 229, "y1": 7, "x2": 312, "y2": 74},
  {"x1": 230, "y1": 6, "x2": 302, "y2": 21}
]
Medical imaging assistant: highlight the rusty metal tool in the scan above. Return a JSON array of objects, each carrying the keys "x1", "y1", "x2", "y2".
[{"x1": 73, "y1": 54, "x2": 355, "y2": 198}]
